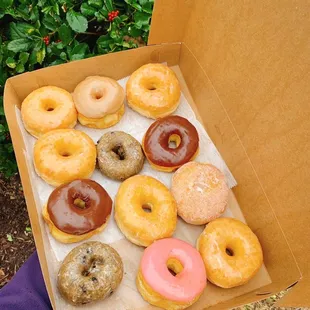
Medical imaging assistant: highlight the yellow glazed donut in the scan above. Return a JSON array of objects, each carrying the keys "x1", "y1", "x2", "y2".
[
  {"x1": 126, "y1": 64, "x2": 181, "y2": 119},
  {"x1": 21, "y1": 86, "x2": 77, "y2": 138},
  {"x1": 197, "y1": 218, "x2": 263, "y2": 288},
  {"x1": 33, "y1": 129, "x2": 96, "y2": 187},
  {"x1": 115, "y1": 175, "x2": 177, "y2": 247},
  {"x1": 73, "y1": 76, "x2": 125, "y2": 128}
]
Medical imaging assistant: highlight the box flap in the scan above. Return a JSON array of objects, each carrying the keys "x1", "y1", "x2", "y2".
[
  {"x1": 148, "y1": 0, "x2": 192, "y2": 45},
  {"x1": 175, "y1": 0, "x2": 310, "y2": 305}
]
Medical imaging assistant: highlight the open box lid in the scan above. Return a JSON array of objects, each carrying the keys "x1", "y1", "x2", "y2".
[{"x1": 147, "y1": 0, "x2": 310, "y2": 307}]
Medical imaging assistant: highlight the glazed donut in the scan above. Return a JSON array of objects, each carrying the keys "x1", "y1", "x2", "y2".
[
  {"x1": 142, "y1": 115, "x2": 199, "y2": 172},
  {"x1": 126, "y1": 64, "x2": 181, "y2": 119},
  {"x1": 58, "y1": 241, "x2": 123, "y2": 305},
  {"x1": 115, "y1": 175, "x2": 177, "y2": 247},
  {"x1": 97, "y1": 131, "x2": 144, "y2": 181},
  {"x1": 42, "y1": 179, "x2": 112, "y2": 243},
  {"x1": 21, "y1": 86, "x2": 77, "y2": 138},
  {"x1": 171, "y1": 162, "x2": 229, "y2": 225},
  {"x1": 33, "y1": 129, "x2": 96, "y2": 187},
  {"x1": 73, "y1": 76, "x2": 125, "y2": 128},
  {"x1": 197, "y1": 218, "x2": 263, "y2": 288},
  {"x1": 137, "y1": 238, "x2": 206, "y2": 310}
]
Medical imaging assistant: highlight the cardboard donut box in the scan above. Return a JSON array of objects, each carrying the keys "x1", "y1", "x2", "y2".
[{"x1": 4, "y1": 0, "x2": 310, "y2": 309}]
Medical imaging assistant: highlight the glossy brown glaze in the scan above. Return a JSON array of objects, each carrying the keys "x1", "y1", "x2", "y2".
[
  {"x1": 143, "y1": 115, "x2": 199, "y2": 167},
  {"x1": 47, "y1": 179, "x2": 112, "y2": 235}
]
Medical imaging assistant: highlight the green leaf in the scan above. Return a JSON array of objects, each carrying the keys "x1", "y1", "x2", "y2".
[
  {"x1": 49, "y1": 59, "x2": 65, "y2": 66},
  {"x1": 37, "y1": 47, "x2": 46, "y2": 64},
  {"x1": 7, "y1": 39, "x2": 32, "y2": 53},
  {"x1": 139, "y1": 0, "x2": 148, "y2": 5},
  {"x1": 16, "y1": 63, "x2": 25, "y2": 73},
  {"x1": 81, "y1": 3, "x2": 96, "y2": 16},
  {"x1": 0, "y1": 10, "x2": 5, "y2": 19},
  {"x1": 54, "y1": 3, "x2": 60, "y2": 15},
  {"x1": 128, "y1": 25, "x2": 142, "y2": 37},
  {"x1": 30, "y1": 6, "x2": 39, "y2": 22},
  {"x1": 42, "y1": 15, "x2": 59, "y2": 31},
  {"x1": 29, "y1": 49, "x2": 38, "y2": 65},
  {"x1": 60, "y1": 52, "x2": 67, "y2": 60},
  {"x1": 104, "y1": 0, "x2": 113, "y2": 12},
  {"x1": 95, "y1": 8, "x2": 108, "y2": 21},
  {"x1": 70, "y1": 43, "x2": 89, "y2": 60},
  {"x1": 142, "y1": 2, "x2": 153, "y2": 14},
  {"x1": 66, "y1": 10, "x2": 88, "y2": 33},
  {"x1": 58, "y1": 24, "x2": 72, "y2": 45},
  {"x1": 88, "y1": 0, "x2": 103, "y2": 9},
  {"x1": 6, "y1": 57, "x2": 16, "y2": 69},
  {"x1": 19, "y1": 52, "x2": 29, "y2": 65},
  {"x1": 0, "y1": 0, "x2": 13, "y2": 9},
  {"x1": 134, "y1": 11, "x2": 151, "y2": 29},
  {"x1": 6, "y1": 234, "x2": 13, "y2": 242},
  {"x1": 25, "y1": 227, "x2": 32, "y2": 232},
  {"x1": 10, "y1": 22, "x2": 36, "y2": 40}
]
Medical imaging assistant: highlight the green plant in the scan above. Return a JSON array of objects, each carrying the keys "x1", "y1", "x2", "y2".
[{"x1": 0, "y1": 0, "x2": 154, "y2": 177}]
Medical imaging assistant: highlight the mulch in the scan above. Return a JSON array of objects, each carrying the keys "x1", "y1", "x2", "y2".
[{"x1": 0, "y1": 174, "x2": 35, "y2": 288}]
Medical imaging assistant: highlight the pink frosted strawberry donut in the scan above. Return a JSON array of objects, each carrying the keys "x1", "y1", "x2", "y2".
[{"x1": 136, "y1": 238, "x2": 206, "y2": 309}]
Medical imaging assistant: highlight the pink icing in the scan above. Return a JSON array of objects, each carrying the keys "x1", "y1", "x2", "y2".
[{"x1": 140, "y1": 238, "x2": 206, "y2": 302}]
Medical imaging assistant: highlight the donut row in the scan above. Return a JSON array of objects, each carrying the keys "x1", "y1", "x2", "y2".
[
  {"x1": 21, "y1": 63, "x2": 180, "y2": 138},
  {"x1": 19, "y1": 63, "x2": 264, "y2": 310}
]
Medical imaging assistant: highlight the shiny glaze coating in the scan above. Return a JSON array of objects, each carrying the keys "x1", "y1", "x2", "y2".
[
  {"x1": 47, "y1": 179, "x2": 112, "y2": 235},
  {"x1": 126, "y1": 63, "x2": 181, "y2": 119},
  {"x1": 21, "y1": 86, "x2": 77, "y2": 138},
  {"x1": 143, "y1": 115, "x2": 199, "y2": 169},
  {"x1": 58, "y1": 241, "x2": 123, "y2": 305},
  {"x1": 115, "y1": 175, "x2": 177, "y2": 247},
  {"x1": 33, "y1": 129, "x2": 96, "y2": 187},
  {"x1": 138, "y1": 238, "x2": 206, "y2": 304},
  {"x1": 197, "y1": 218, "x2": 263, "y2": 288},
  {"x1": 73, "y1": 76, "x2": 125, "y2": 118}
]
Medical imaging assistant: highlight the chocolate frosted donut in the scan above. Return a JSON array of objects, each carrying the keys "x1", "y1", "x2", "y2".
[
  {"x1": 58, "y1": 241, "x2": 123, "y2": 305},
  {"x1": 43, "y1": 179, "x2": 112, "y2": 243},
  {"x1": 142, "y1": 115, "x2": 199, "y2": 172},
  {"x1": 97, "y1": 131, "x2": 144, "y2": 181}
]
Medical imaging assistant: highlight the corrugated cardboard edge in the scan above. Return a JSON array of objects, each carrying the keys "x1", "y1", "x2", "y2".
[{"x1": 3, "y1": 80, "x2": 56, "y2": 309}]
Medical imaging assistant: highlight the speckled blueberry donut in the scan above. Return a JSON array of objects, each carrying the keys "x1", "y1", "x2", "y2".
[
  {"x1": 57, "y1": 241, "x2": 123, "y2": 305},
  {"x1": 97, "y1": 131, "x2": 144, "y2": 181}
]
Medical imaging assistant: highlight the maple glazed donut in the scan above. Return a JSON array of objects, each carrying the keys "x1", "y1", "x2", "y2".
[
  {"x1": 137, "y1": 238, "x2": 206, "y2": 310},
  {"x1": 58, "y1": 241, "x2": 123, "y2": 305},
  {"x1": 142, "y1": 115, "x2": 199, "y2": 172},
  {"x1": 126, "y1": 63, "x2": 181, "y2": 119},
  {"x1": 171, "y1": 162, "x2": 229, "y2": 225},
  {"x1": 43, "y1": 179, "x2": 112, "y2": 243},
  {"x1": 115, "y1": 175, "x2": 177, "y2": 247},
  {"x1": 97, "y1": 131, "x2": 144, "y2": 181},
  {"x1": 197, "y1": 218, "x2": 263, "y2": 288},
  {"x1": 73, "y1": 76, "x2": 125, "y2": 128},
  {"x1": 33, "y1": 129, "x2": 96, "y2": 187},
  {"x1": 21, "y1": 86, "x2": 77, "y2": 138}
]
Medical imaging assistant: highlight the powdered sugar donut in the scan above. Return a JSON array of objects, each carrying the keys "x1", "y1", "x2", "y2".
[{"x1": 171, "y1": 162, "x2": 229, "y2": 225}]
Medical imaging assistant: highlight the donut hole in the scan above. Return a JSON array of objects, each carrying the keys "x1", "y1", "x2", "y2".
[
  {"x1": 147, "y1": 85, "x2": 156, "y2": 91},
  {"x1": 41, "y1": 99, "x2": 57, "y2": 112},
  {"x1": 91, "y1": 88, "x2": 105, "y2": 100},
  {"x1": 142, "y1": 203, "x2": 152, "y2": 213},
  {"x1": 55, "y1": 142, "x2": 83, "y2": 158},
  {"x1": 73, "y1": 198, "x2": 87, "y2": 209},
  {"x1": 168, "y1": 134, "x2": 181, "y2": 149},
  {"x1": 225, "y1": 247, "x2": 234, "y2": 257},
  {"x1": 166, "y1": 258, "x2": 183, "y2": 277},
  {"x1": 112, "y1": 145, "x2": 126, "y2": 160}
]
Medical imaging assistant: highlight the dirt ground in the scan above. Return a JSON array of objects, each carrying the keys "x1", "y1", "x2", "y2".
[{"x1": 0, "y1": 174, "x2": 307, "y2": 310}]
